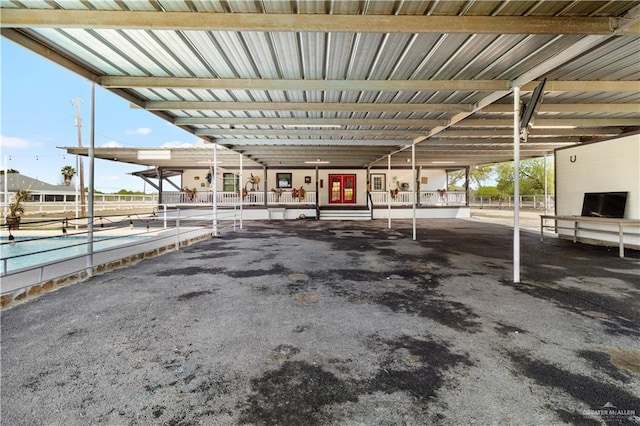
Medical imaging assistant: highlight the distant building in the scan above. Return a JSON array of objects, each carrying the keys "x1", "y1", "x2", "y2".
[{"x1": 1, "y1": 173, "x2": 76, "y2": 201}]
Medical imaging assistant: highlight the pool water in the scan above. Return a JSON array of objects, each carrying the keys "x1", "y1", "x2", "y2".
[{"x1": 1, "y1": 236, "x2": 149, "y2": 274}]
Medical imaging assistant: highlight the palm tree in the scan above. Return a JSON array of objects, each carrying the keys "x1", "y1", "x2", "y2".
[{"x1": 61, "y1": 165, "x2": 76, "y2": 186}]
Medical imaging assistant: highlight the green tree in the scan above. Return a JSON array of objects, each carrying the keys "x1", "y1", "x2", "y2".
[
  {"x1": 474, "y1": 186, "x2": 503, "y2": 200},
  {"x1": 116, "y1": 189, "x2": 145, "y2": 195},
  {"x1": 447, "y1": 164, "x2": 496, "y2": 190},
  {"x1": 495, "y1": 158, "x2": 554, "y2": 196}
]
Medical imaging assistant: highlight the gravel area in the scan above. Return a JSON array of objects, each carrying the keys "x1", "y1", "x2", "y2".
[{"x1": 2, "y1": 218, "x2": 639, "y2": 425}]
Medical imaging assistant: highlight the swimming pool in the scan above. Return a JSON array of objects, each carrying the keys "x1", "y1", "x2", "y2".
[{"x1": 0, "y1": 235, "x2": 150, "y2": 274}]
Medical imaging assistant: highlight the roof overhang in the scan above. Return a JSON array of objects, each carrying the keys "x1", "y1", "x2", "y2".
[{"x1": 4, "y1": 1, "x2": 639, "y2": 169}]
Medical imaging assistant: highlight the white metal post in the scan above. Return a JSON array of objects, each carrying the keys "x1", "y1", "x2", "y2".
[
  {"x1": 163, "y1": 204, "x2": 167, "y2": 229},
  {"x1": 412, "y1": 143, "x2": 416, "y2": 240},
  {"x1": 74, "y1": 154, "x2": 79, "y2": 229},
  {"x1": 3, "y1": 155, "x2": 7, "y2": 220},
  {"x1": 544, "y1": 152, "x2": 549, "y2": 214},
  {"x1": 239, "y1": 153, "x2": 243, "y2": 229},
  {"x1": 86, "y1": 83, "x2": 95, "y2": 278},
  {"x1": 387, "y1": 154, "x2": 391, "y2": 229},
  {"x1": 513, "y1": 86, "x2": 521, "y2": 284},
  {"x1": 213, "y1": 143, "x2": 218, "y2": 237}
]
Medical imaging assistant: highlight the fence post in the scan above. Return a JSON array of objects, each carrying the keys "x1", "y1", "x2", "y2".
[
  {"x1": 163, "y1": 205, "x2": 167, "y2": 229},
  {"x1": 176, "y1": 207, "x2": 180, "y2": 250}
]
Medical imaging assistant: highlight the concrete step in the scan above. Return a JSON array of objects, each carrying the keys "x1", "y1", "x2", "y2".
[{"x1": 319, "y1": 210, "x2": 372, "y2": 221}]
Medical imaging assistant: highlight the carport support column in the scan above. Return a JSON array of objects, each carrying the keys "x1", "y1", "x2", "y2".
[
  {"x1": 239, "y1": 154, "x2": 243, "y2": 229},
  {"x1": 158, "y1": 168, "x2": 163, "y2": 205},
  {"x1": 412, "y1": 143, "x2": 416, "y2": 240},
  {"x1": 513, "y1": 86, "x2": 521, "y2": 284},
  {"x1": 86, "y1": 82, "x2": 95, "y2": 278},
  {"x1": 213, "y1": 143, "x2": 218, "y2": 237},
  {"x1": 263, "y1": 166, "x2": 268, "y2": 207},
  {"x1": 387, "y1": 154, "x2": 391, "y2": 229},
  {"x1": 544, "y1": 152, "x2": 549, "y2": 214}
]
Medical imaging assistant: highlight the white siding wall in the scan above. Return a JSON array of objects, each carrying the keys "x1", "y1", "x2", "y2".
[
  {"x1": 181, "y1": 167, "x2": 450, "y2": 207},
  {"x1": 555, "y1": 134, "x2": 640, "y2": 248},
  {"x1": 556, "y1": 134, "x2": 639, "y2": 219}
]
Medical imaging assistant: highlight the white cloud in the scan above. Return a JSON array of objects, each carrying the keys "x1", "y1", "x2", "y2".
[
  {"x1": 0, "y1": 135, "x2": 40, "y2": 149},
  {"x1": 101, "y1": 140, "x2": 124, "y2": 148},
  {"x1": 161, "y1": 141, "x2": 195, "y2": 148},
  {"x1": 126, "y1": 127, "x2": 152, "y2": 135}
]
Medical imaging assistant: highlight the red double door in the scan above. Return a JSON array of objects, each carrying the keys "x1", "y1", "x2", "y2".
[{"x1": 329, "y1": 174, "x2": 356, "y2": 204}]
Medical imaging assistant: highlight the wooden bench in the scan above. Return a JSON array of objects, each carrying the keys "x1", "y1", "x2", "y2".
[{"x1": 540, "y1": 215, "x2": 640, "y2": 258}]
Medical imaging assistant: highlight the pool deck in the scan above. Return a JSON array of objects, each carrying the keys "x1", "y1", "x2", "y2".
[{"x1": 1, "y1": 214, "x2": 639, "y2": 425}]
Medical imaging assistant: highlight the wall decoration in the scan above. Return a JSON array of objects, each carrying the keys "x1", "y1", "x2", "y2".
[
  {"x1": 276, "y1": 172, "x2": 293, "y2": 188},
  {"x1": 305, "y1": 176, "x2": 311, "y2": 184}
]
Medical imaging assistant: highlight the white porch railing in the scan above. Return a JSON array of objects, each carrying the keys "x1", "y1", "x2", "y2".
[
  {"x1": 162, "y1": 191, "x2": 317, "y2": 206},
  {"x1": 370, "y1": 191, "x2": 467, "y2": 206}
]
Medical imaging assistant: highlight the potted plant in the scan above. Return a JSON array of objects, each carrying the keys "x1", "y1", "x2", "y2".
[
  {"x1": 6, "y1": 189, "x2": 30, "y2": 230},
  {"x1": 61, "y1": 165, "x2": 76, "y2": 186}
]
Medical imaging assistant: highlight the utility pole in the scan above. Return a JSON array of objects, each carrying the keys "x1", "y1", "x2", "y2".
[{"x1": 71, "y1": 98, "x2": 86, "y2": 216}]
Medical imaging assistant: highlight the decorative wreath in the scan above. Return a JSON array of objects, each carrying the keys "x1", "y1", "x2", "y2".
[{"x1": 291, "y1": 188, "x2": 299, "y2": 199}]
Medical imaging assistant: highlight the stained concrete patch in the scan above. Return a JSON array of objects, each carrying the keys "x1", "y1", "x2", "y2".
[
  {"x1": 289, "y1": 273, "x2": 309, "y2": 282},
  {"x1": 176, "y1": 290, "x2": 215, "y2": 301},
  {"x1": 267, "y1": 344, "x2": 301, "y2": 362},
  {"x1": 603, "y1": 348, "x2": 640, "y2": 377},
  {"x1": 240, "y1": 361, "x2": 359, "y2": 425},
  {"x1": 366, "y1": 334, "x2": 473, "y2": 402},
  {"x1": 225, "y1": 263, "x2": 289, "y2": 278},
  {"x1": 509, "y1": 352, "x2": 640, "y2": 424},
  {"x1": 583, "y1": 310, "x2": 611, "y2": 319},
  {"x1": 294, "y1": 292, "x2": 321, "y2": 304},
  {"x1": 157, "y1": 266, "x2": 224, "y2": 276},
  {"x1": 501, "y1": 279, "x2": 640, "y2": 337},
  {"x1": 375, "y1": 290, "x2": 481, "y2": 332},
  {"x1": 577, "y1": 350, "x2": 632, "y2": 383},
  {"x1": 493, "y1": 322, "x2": 528, "y2": 336}
]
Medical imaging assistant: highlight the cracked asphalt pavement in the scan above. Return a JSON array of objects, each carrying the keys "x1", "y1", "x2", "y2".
[{"x1": 2, "y1": 218, "x2": 639, "y2": 425}]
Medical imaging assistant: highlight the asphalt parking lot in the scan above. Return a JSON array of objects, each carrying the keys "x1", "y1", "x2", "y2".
[{"x1": 2, "y1": 218, "x2": 639, "y2": 425}]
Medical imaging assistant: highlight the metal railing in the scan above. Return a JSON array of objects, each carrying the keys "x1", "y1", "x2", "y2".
[
  {"x1": 369, "y1": 190, "x2": 467, "y2": 206},
  {"x1": 2, "y1": 192, "x2": 157, "y2": 215},
  {"x1": 469, "y1": 195, "x2": 555, "y2": 210}
]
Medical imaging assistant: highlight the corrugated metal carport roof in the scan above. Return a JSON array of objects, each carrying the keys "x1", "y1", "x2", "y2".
[{"x1": 2, "y1": 0, "x2": 639, "y2": 169}]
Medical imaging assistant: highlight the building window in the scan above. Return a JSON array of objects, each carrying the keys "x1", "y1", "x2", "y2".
[
  {"x1": 371, "y1": 174, "x2": 385, "y2": 191},
  {"x1": 223, "y1": 173, "x2": 239, "y2": 192}
]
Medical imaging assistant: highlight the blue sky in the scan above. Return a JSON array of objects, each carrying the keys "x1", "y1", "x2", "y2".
[{"x1": 1, "y1": 38, "x2": 201, "y2": 193}]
